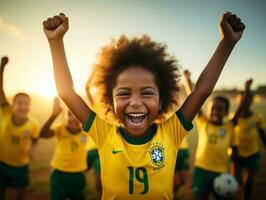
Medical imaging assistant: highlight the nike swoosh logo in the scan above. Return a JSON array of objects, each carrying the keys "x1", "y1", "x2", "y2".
[{"x1": 112, "y1": 149, "x2": 123, "y2": 154}]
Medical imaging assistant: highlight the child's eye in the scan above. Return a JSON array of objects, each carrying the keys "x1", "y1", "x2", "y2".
[
  {"x1": 117, "y1": 92, "x2": 130, "y2": 97},
  {"x1": 142, "y1": 91, "x2": 155, "y2": 97}
]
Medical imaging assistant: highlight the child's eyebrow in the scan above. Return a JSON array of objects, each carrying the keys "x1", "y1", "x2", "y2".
[
  {"x1": 115, "y1": 87, "x2": 130, "y2": 91},
  {"x1": 141, "y1": 86, "x2": 156, "y2": 91}
]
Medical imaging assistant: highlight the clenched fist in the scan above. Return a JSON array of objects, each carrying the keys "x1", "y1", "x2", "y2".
[{"x1": 43, "y1": 13, "x2": 69, "y2": 40}]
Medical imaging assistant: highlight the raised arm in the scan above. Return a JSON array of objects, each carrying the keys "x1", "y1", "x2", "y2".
[
  {"x1": 43, "y1": 13, "x2": 91, "y2": 124},
  {"x1": 180, "y1": 12, "x2": 245, "y2": 121},
  {"x1": 231, "y1": 79, "x2": 252, "y2": 125},
  {"x1": 0, "y1": 56, "x2": 9, "y2": 106},
  {"x1": 183, "y1": 69, "x2": 203, "y2": 117},
  {"x1": 39, "y1": 97, "x2": 62, "y2": 138}
]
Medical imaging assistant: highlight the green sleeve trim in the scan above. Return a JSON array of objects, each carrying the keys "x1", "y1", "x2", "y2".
[
  {"x1": 175, "y1": 110, "x2": 193, "y2": 131},
  {"x1": 82, "y1": 111, "x2": 96, "y2": 132}
]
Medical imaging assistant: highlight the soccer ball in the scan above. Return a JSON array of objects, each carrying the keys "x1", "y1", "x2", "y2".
[{"x1": 213, "y1": 173, "x2": 238, "y2": 198}]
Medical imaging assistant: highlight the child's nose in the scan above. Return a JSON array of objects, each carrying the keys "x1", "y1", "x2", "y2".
[{"x1": 129, "y1": 95, "x2": 142, "y2": 106}]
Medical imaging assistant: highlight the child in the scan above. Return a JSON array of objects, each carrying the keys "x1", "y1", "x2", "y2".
[
  {"x1": 43, "y1": 12, "x2": 245, "y2": 199},
  {"x1": 233, "y1": 79, "x2": 266, "y2": 200},
  {"x1": 184, "y1": 70, "x2": 249, "y2": 199},
  {"x1": 39, "y1": 98, "x2": 88, "y2": 200},
  {"x1": 0, "y1": 56, "x2": 39, "y2": 200}
]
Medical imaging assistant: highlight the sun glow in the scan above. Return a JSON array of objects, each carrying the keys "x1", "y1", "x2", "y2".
[{"x1": 34, "y1": 84, "x2": 57, "y2": 99}]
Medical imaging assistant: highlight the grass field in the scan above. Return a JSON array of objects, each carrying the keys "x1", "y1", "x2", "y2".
[{"x1": 4, "y1": 94, "x2": 266, "y2": 200}]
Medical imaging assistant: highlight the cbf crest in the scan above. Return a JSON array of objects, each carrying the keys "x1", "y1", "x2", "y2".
[
  {"x1": 148, "y1": 143, "x2": 165, "y2": 168},
  {"x1": 219, "y1": 128, "x2": 226, "y2": 138}
]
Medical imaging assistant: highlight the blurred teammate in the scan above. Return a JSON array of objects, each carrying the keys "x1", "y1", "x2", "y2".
[
  {"x1": 233, "y1": 79, "x2": 266, "y2": 200},
  {"x1": 0, "y1": 56, "x2": 39, "y2": 200},
  {"x1": 39, "y1": 98, "x2": 88, "y2": 200},
  {"x1": 184, "y1": 70, "x2": 244, "y2": 200}
]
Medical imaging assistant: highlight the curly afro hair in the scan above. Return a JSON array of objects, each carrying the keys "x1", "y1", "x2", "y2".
[{"x1": 87, "y1": 34, "x2": 181, "y2": 117}]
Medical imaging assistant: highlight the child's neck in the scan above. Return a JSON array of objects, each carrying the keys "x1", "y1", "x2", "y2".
[{"x1": 12, "y1": 114, "x2": 28, "y2": 126}]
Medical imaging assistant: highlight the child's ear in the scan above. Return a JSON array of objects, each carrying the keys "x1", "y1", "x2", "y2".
[
  {"x1": 109, "y1": 104, "x2": 114, "y2": 113},
  {"x1": 159, "y1": 101, "x2": 162, "y2": 111}
]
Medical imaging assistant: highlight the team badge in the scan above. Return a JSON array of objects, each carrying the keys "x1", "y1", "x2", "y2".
[
  {"x1": 80, "y1": 135, "x2": 86, "y2": 143},
  {"x1": 219, "y1": 128, "x2": 226, "y2": 137},
  {"x1": 22, "y1": 131, "x2": 30, "y2": 138},
  {"x1": 149, "y1": 144, "x2": 165, "y2": 167}
]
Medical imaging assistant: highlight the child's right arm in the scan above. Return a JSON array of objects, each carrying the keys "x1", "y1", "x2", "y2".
[
  {"x1": 39, "y1": 97, "x2": 62, "y2": 138},
  {"x1": 43, "y1": 13, "x2": 91, "y2": 124},
  {"x1": 0, "y1": 56, "x2": 9, "y2": 107},
  {"x1": 180, "y1": 12, "x2": 245, "y2": 122}
]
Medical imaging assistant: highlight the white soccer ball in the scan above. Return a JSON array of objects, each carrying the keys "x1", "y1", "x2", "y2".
[{"x1": 213, "y1": 173, "x2": 238, "y2": 198}]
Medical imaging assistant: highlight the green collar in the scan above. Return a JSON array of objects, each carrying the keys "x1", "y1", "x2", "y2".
[{"x1": 119, "y1": 124, "x2": 157, "y2": 145}]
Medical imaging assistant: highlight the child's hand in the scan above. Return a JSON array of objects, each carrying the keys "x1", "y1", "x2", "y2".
[
  {"x1": 0, "y1": 56, "x2": 9, "y2": 69},
  {"x1": 43, "y1": 13, "x2": 69, "y2": 40},
  {"x1": 183, "y1": 70, "x2": 191, "y2": 81},
  {"x1": 219, "y1": 12, "x2": 245, "y2": 43},
  {"x1": 245, "y1": 78, "x2": 253, "y2": 89},
  {"x1": 52, "y1": 97, "x2": 62, "y2": 116}
]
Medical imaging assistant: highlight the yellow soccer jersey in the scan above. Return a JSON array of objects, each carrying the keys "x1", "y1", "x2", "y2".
[
  {"x1": 51, "y1": 125, "x2": 88, "y2": 172},
  {"x1": 86, "y1": 135, "x2": 97, "y2": 151},
  {"x1": 195, "y1": 115, "x2": 238, "y2": 173},
  {"x1": 0, "y1": 106, "x2": 39, "y2": 166},
  {"x1": 0, "y1": 106, "x2": 9, "y2": 162},
  {"x1": 179, "y1": 136, "x2": 189, "y2": 149},
  {"x1": 234, "y1": 114, "x2": 265, "y2": 157},
  {"x1": 83, "y1": 110, "x2": 192, "y2": 200}
]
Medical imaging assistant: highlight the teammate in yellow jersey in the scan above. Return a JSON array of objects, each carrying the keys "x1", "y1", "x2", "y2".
[
  {"x1": 232, "y1": 79, "x2": 266, "y2": 200},
  {"x1": 42, "y1": 12, "x2": 245, "y2": 199},
  {"x1": 0, "y1": 56, "x2": 39, "y2": 200},
  {"x1": 183, "y1": 70, "x2": 248, "y2": 200},
  {"x1": 39, "y1": 98, "x2": 88, "y2": 200}
]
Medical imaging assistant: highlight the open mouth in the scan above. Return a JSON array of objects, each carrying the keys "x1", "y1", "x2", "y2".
[{"x1": 127, "y1": 113, "x2": 146, "y2": 125}]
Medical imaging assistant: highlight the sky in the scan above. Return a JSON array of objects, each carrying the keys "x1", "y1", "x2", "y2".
[{"x1": 0, "y1": 0, "x2": 265, "y2": 99}]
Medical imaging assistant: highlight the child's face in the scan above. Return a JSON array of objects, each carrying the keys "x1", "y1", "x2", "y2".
[
  {"x1": 12, "y1": 95, "x2": 30, "y2": 119},
  {"x1": 207, "y1": 99, "x2": 227, "y2": 124},
  {"x1": 112, "y1": 66, "x2": 160, "y2": 137}
]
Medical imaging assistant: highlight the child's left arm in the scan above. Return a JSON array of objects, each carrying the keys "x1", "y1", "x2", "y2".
[{"x1": 180, "y1": 12, "x2": 245, "y2": 121}]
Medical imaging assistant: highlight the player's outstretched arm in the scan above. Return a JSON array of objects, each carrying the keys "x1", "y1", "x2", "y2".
[
  {"x1": 0, "y1": 56, "x2": 9, "y2": 107},
  {"x1": 183, "y1": 69, "x2": 203, "y2": 117},
  {"x1": 43, "y1": 13, "x2": 91, "y2": 123},
  {"x1": 39, "y1": 97, "x2": 62, "y2": 138},
  {"x1": 231, "y1": 79, "x2": 252, "y2": 125},
  {"x1": 180, "y1": 12, "x2": 245, "y2": 121}
]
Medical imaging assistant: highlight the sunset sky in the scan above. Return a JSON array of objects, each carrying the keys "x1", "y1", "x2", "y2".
[{"x1": 1, "y1": 0, "x2": 265, "y2": 98}]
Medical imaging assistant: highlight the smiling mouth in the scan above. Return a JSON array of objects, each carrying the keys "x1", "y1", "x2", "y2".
[{"x1": 127, "y1": 113, "x2": 146, "y2": 125}]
